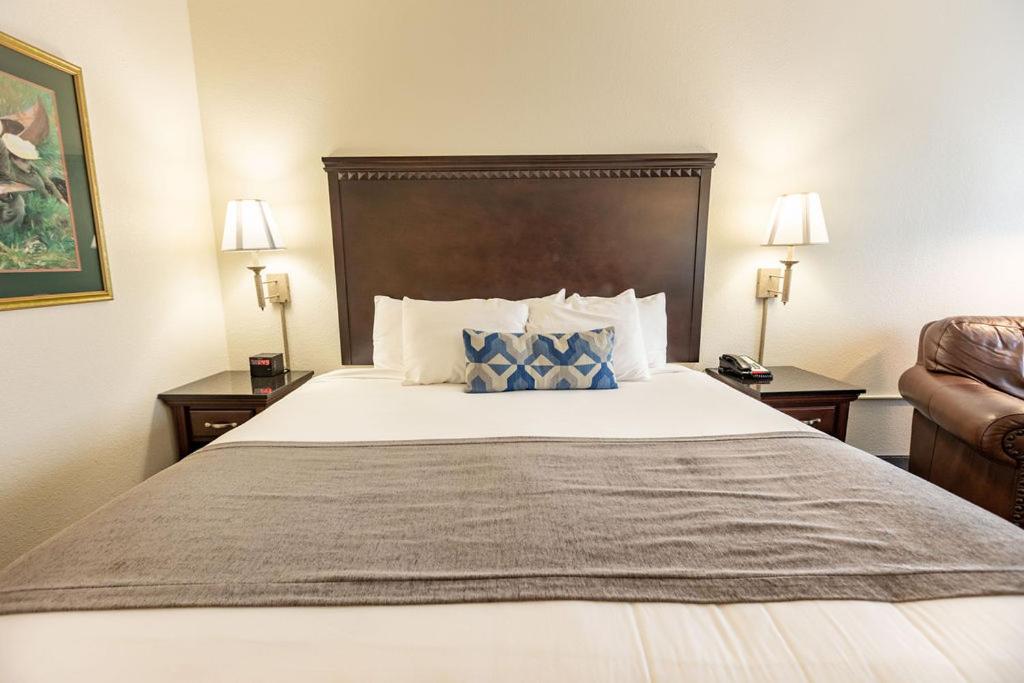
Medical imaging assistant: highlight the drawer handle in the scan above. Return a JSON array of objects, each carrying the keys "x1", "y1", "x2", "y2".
[
  {"x1": 802, "y1": 418, "x2": 823, "y2": 426},
  {"x1": 204, "y1": 421, "x2": 239, "y2": 430}
]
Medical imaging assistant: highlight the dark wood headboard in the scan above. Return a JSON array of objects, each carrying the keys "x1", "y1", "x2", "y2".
[{"x1": 323, "y1": 153, "x2": 716, "y2": 365}]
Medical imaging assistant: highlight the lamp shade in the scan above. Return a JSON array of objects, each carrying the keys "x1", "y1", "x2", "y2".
[
  {"x1": 762, "y1": 192, "x2": 829, "y2": 246},
  {"x1": 221, "y1": 199, "x2": 284, "y2": 251}
]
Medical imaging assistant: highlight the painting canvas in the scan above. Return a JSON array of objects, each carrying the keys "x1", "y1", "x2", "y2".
[
  {"x1": 1, "y1": 75, "x2": 78, "y2": 271},
  {"x1": 0, "y1": 31, "x2": 111, "y2": 310}
]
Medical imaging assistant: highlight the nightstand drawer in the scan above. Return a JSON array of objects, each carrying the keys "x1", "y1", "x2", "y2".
[
  {"x1": 160, "y1": 371, "x2": 314, "y2": 458},
  {"x1": 774, "y1": 405, "x2": 837, "y2": 435},
  {"x1": 705, "y1": 367, "x2": 863, "y2": 442},
  {"x1": 189, "y1": 409, "x2": 254, "y2": 437}
]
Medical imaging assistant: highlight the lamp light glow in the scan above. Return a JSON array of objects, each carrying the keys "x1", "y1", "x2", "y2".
[
  {"x1": 763, "y1": 192, "x2": 829, "y2": 247},
  {"x1": 221, "y1": 199, "x2": 285, "y2": 252}
]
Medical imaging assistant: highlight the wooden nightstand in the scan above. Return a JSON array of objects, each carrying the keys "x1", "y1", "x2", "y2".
[
  {"x1": 705, "y1": 365, "x2": 864, "y2": 441},
  {"x1": 159, "y1": 370, "x2": 313, "y2": 457}
]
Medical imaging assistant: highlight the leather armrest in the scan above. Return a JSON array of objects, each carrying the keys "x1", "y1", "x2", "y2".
[{"x1": 899, "y1": 365, "x2": 1024, "y2": 468}]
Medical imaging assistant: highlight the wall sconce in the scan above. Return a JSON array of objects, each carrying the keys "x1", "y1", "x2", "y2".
[
  {"x1": 755, "y1": 192, "x2": 829, "y2": 362},
  {"x1": 221, "y1": 199, "x2": 292, "y2": 368}
]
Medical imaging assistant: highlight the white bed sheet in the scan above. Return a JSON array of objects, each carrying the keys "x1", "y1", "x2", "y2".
[
  {"x1": 219, "y1": 365, "x2": 815, "y2": 444},
  {"x1": 2, "y1": 367, "x2": 1022, "y2": 682}
]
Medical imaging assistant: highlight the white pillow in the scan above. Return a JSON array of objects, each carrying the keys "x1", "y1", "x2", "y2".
[
  {"x1": 373, "y1": 291, "x2": 563, "y2": 372},
  {"x1": 402, "y1": 297, "x2": 530, "y2": 385},
  {"x1": 530, "y1": 290, "x2": 650, "y2": 381},
  {"x1": 636, "y1": 292, "x2": 667, "y2": 369},
  {"x1": 372, "y1": 295, "x2": 405, "y2": 371}
]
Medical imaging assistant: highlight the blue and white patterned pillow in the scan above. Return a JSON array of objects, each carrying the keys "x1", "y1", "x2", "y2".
[{"x1": 463, "y1": 327, "x2": 618, "y2": 393}]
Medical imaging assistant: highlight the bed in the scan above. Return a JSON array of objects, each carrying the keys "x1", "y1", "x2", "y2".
[{"x1": 2, "y1": 155, "x2": 1022, "y2": 682}]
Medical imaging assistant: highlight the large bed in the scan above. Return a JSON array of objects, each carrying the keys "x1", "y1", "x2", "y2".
[{"x1": 2, "y1": 155, "x2": 1022, "y2": 681}]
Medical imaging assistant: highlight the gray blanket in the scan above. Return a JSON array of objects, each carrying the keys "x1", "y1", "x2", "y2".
[{"x1": 2, "y1": 432, "x2": 1023, "y2": 615}]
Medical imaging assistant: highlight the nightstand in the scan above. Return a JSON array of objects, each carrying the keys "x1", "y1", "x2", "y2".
[
  {"x1": 705, "y1": 365, "x2": 864, "y2": 441},
  {"x1": 159, "y1": 370, "x2": 313, "y2": 457}
]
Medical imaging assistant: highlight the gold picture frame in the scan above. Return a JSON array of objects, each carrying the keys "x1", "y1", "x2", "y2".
[{"x1": 0, "y1": 31, "x2": 111, "y2": 311}]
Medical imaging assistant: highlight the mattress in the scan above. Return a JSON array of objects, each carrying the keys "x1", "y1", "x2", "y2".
[{"x1": 2, "y1": 367, "x2": 1022, "y2": 682}]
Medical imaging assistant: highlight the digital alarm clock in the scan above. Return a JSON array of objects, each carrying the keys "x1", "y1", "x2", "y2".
[{"x1": 249, "y1": 352, "x2": 285, "y2": 377}]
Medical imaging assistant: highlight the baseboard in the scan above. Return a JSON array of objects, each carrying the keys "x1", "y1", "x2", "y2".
[{"x1": 877, "y1": 454, "x2": 909, "y2": 470}]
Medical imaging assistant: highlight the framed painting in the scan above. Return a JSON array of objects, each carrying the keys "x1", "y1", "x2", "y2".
[{"x1": 0, "y1": 31, "x2": 111, "y2": 311}]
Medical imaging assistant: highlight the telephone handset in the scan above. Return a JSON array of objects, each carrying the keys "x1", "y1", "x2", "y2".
[{"x1": 719, "y1": 354, "x2": 773, "y2": 381}]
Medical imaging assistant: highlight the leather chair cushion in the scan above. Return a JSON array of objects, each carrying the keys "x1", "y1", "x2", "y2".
[
  {"x1": 919, "y1": 316, "x2": 1024, "y2": 400},
  {"x1": 900, "y1": 365, "x2": 1024, "y2": 467}
]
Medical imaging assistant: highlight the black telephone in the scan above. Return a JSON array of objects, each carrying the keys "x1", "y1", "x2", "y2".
[{"x1": 719, "y1": 354, "x2": 773, "y2": 381}]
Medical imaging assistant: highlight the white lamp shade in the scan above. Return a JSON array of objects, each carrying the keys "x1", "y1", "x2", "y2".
[
  {"x1": 762, "y1": 192, "x2": 829, "y2": 246},
  {"x1": 221, "y1": 199, "x2": 285, "y2": 251}
]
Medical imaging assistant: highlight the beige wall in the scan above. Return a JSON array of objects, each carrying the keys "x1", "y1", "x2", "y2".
[
  {"x1": 189, "y1": 0, "x2": 1024, "y2": 455},
  {"x1": 1, "y1": 1, "x2": 228, "y2": 567}
]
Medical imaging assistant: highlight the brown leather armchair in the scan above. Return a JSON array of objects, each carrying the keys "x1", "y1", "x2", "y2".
[{"x1": 900, "y1": 317, "x2": 1024, "y2": 527}]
